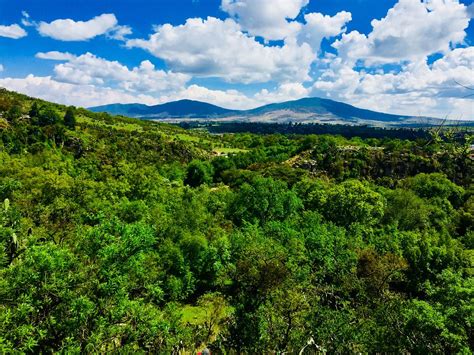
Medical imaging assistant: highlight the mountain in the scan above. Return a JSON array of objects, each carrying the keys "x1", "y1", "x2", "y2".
[
  {"x1": 89, "y1": 99, "x2": 236, "y2": 118},
  {"x1": 244, "y1": 97, "x2": 410, "y2": 122},
  {"x1": 89, "y1": 96, "x2": 454, "y2": 127}
]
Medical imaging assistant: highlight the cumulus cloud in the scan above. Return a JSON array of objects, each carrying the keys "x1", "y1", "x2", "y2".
[
  {"x1": 309, "y1": 0, "x2": 474, "y2": 118},
  {"x1": 221, "y1": 0, "x2": 308, "y2": 40},
  {"x1": 35, "y1": 51, "x2": 76, "y2": 61},
  {"x1": 254, "y1": 82, "x2": 310, "y2": 104},
  {"x1": 162, "y1": 82, "x2": 311, "y2": 109},
  {"x1": 50, "y1": 52, "x2": 190, "y2": 93},
  {"x1": 0, "y1": 74, "x2": 248, "y2": 110},
  {"x1": 313, "y1": 47, "x2": 474, "y2": 118},
  {"x1": 3, "y1": 0, "x2": 473, "y2": 119},
  {"x1": 0, "y1": 75, "x2": 157, "y2": 107},
  {"x1": 37, "y1": 13, "x2": 119, "y2": 41},
  {"x1": 107, "y1": 25, "x2": 132, "y2": 40},
  {"x1": 298, "y1": 11, "x2": 352, "y2": 52},
  {"x1": 0, "y1": 72, "x2": 313, "y2": 111},
  {"x1": 334, "y1": 0, "x2": 471, "y2": 64},
  {"x1": 0, "y1": 24, "x2": 27, "y2": 39},
  {"x1": 126, "y1": 17, "x2": 315, "y2": 84},
  {"x1": 159, "y1": 85, "x2": 258, "y2": 109}
]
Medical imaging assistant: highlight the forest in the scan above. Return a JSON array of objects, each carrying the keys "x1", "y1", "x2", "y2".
[{"x1": 0, "y1": 88, "x2": 473, "y2": 353}]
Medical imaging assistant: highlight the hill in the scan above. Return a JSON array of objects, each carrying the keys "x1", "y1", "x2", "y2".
[
  {"x1": 0, "y1": 88, "x2": 473, "y2": 354},
  {"x1": 90, "y1": 99, "x2": 237, "y2": 118},
  {"x1": 243, "y1": 97, "x2": 410, "y2": 122},
  {"x1": 89, "y1": 96, "x2": 455, "y2": 127}
]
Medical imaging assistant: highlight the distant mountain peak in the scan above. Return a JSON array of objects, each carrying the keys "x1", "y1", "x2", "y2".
[
  {"x1": 90, "y1": 99, "x2": 236, "y2": 118},
  {"x1": 89, "y1": 96, "x2": 447, "y2": 126}
]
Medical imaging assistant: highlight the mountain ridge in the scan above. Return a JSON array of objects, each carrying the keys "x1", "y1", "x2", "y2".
[
  {"x1": 89, "y1": 96, "x2": 460, "y2": 127},
  {"x1": 90, "y1": 99, "x2": 237, "y2": 118}
]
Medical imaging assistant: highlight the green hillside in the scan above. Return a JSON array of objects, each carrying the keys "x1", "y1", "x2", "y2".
[{"x1": 0, "y1": 88, "x2": 473, "y2": 353}]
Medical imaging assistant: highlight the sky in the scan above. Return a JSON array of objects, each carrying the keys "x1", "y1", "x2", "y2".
[{"x1": 0, "y1": 0, "x2": 473, "y2": 118}]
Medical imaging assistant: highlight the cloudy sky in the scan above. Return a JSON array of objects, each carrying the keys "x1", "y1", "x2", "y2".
[{"x1": 0, "y1": 0, "x2": 473, "y2": 118}]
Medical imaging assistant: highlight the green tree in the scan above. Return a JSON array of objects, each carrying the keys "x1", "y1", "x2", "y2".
[
  {"x1": 323, "y1": 180, "x2": 386, "y2": 227},
  {"x1": 28, "y1": 102, "x2": 40, "y2": 118},
  {"x1": 184, "y1": 160, "x2": 214, "y2": 187},
  {"x1": 38, "y1": 106, "x2": 60, "y2": 126},
  {"x1": 383, "y1": 189, "x2": 430, "y2": 231},
  {"x1": 228, "y1": 176, "x2": 302, "y2": 225},
  {"x1": 404, "y1": 173, "x2": 464, "y2": 206},
  {"x1": 64, "y1": 106, "x2": 76, "y2": 130},
  {"x1": 5, "y1": 104, "x2": 22, "y2": 122}
]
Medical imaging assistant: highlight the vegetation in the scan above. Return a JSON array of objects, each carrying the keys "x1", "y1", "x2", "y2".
[{"x1": 0, "y1": 88, "x2": 472, "y2": 353}]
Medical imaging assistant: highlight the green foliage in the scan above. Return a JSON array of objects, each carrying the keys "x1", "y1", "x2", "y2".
[
  {"x1": 184, "y1": 159, "x2": 214, "y2": 187},
  {"x1": 228, "y1": 176, "x2": 302, "y2": 225},
  {"x1": 404, "y1": 173, "x2": 465, "y2": 206},
  {"x1": 28, "y1": 102, "x2": 40, "y2": 118},
  {"x1": 0, "y1": 89, "x2": 472, "y2": 353},
  {"x1": 323, "y1": 179, "x2": 386, "y2": 227},
  {"x1": 5, "y1": 104, "x2": 22, "y2": 122},
  {"x1": 64, "y1": 106, "x2": 76, "y2": 130},
  {"x1": 37, "y1": 106, "x2": 61, "y2": 126}
]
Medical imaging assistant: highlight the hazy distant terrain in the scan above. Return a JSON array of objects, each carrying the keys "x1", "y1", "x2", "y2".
[{"x1": 90, "y1": 97, "x2": 468, "y2": 127}]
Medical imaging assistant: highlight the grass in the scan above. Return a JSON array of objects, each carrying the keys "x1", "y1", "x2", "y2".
[
  {"x1": 77, "y1": 115, "x2": 144, "y2": 132},
  {"x1": 78, "y1": 114, "x2": 250, "y2": 156},
  {"x1": 180, "y1": 305, "x2": 208, "y2": 325},
  {"x1": 174, "y1": 133, "x2": 211, "y2": 143}
]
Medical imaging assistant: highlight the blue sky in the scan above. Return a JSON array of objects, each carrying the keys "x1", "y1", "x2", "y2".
[{"x1": 0, "y1": 0, "x2": 473, "y2": 118}]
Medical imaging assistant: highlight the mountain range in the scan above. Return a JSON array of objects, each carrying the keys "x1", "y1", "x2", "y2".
[{"x1": 89, "y1": 97, "x2": 461, "y2": 127}]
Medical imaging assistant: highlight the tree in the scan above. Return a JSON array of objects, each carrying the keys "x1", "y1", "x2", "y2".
[
  {"x1": 64, "y1": 106, "x2": 76, "y2": 130},
  {"x1": 28, "y1": 102, "x2": 40, "y2": 119},
  {"x1": 228, "y1": 176, "x2": 302, "y2": 225},
  {"x1": 5, "y1": 104, "x2": 22, "y2": 122},
  {"x1": 184, "y1": 160, "x2": 214, "y2": 187},
  {"x1": 0, "y1": 198, "x2": 19, "y2": 267},
  {"x1": 196, "y1": 293, "x2": 231, "y2": 343},
  {"x1": 404, "y1": 173, "x2": 464, "y2": 206},
  {"x1": 323, "y1": 180, "x2": 386, "y2": 227},
  {"x1": 38, "y1": 106, "x2": 60, "y2": 126},
  {"x1": 5, "y1": 105, "x2": 21, "y2": 122},
  {"x1": 383, "y1": 189, "x2": 430, "y2": 231}
]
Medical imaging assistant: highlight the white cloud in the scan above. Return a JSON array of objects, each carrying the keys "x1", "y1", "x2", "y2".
[
  {"x1": 126, "y1": 17, "x2": 315, "y2": 84},
  {"x1": 310, "y1": 0, "x2": 474, "y2": 118},
  {"x1": 159, "y1": 84, "x2": 257, "y2": 109},
  {"x1": 162, "y1": 82, "x2": 310, "y2": 109},
  {"x1": 334, "y1": 0, "x2": 471, "y2": 64},
  {"x1": 0, "y1": 64, "x2": 4, "y2": 72},
  {"x1": 35, "y1": 51, "x2": 76, "y2": 61},
  {"x1": 51, "y1": 52, "x2": 190, "y2": 94},
  {"x1": 3, "y1": 0, "x2": 473, "y2": 119},
  {"x1": 221, "y1": 0, "x2": 308, "y2": 41},
  {"x1": 298, "y1": 11, "x2": 352, "y2": 52},
  {"x1": 0, "y1": 75, "x2": 158, "y2": 107},
  {"x1": 313, "y1": 47, "x2": 474, "y2": 118},
  {"x1": 254, "y1": 82, "x2": 310, "y2": 104},
  {"x1": 0, "y1": 71, "x2": 313, "y2": 111},
  {"x1": 21, "y1": 11, "x2": 34, "y2": 27},
  {"x1": 0, "y1": 74, "x2": 257, "y2": 110},
  {"x1": 38, "y1": 13, "x2": 119, "y2": 41},
  {"x1": 107, "y1": 25, "x2": 132, "y2": 40},
  {"x1": 0, "y1": 24, "x2": 27, "y2": 39}
]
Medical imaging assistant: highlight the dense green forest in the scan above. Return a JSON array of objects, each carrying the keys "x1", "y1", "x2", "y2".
[{"x1": 0, "y1": 88, "x2": 473, "y2": 353}]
